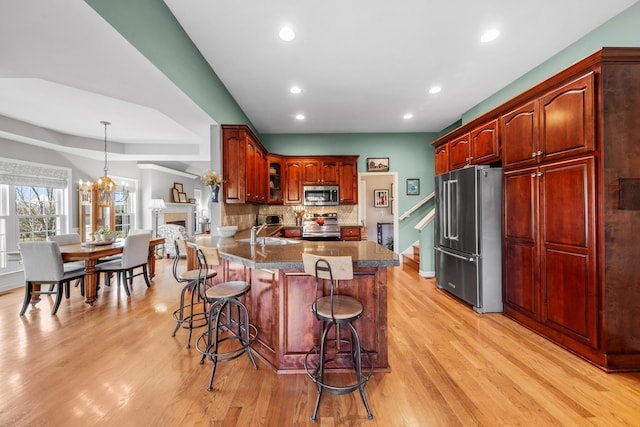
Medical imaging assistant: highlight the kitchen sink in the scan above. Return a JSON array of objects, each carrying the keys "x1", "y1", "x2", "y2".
[{"x1": 236, "y1": 237, "x2": 301, "y2": 245}]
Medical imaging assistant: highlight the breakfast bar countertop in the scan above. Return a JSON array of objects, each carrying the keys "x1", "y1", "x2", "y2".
[{"x1": 189, "y1": 234, "x2": 400, "y2": 270}]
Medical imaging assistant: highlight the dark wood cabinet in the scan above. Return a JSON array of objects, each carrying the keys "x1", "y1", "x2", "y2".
[
  {"x1": 302, "y1": 158, "x2": 339, "y2": 185},
  {"x1": 283, "y1": 159, "x2": 303, "y2": 205},
  {"x1": 338, "y1": 157, "x2": 358, "y2": 204},
  {"x1": 340, "y1": 226, "x2": 361, "y2": 241},
  {"x1": 281, "y1": 227, "x2": 302, "y2": 239},
  {"x1": 434, "y1": 144, "x2": 449, "y2": 175},
  {"x1": 222, "y1": 124, "x2": 267, "y2": 204},
  {"x1": 502, "y1": 73, "x2": 595, "y2": 169},
  {"x1": 504, "y1": 158, "x2": 597, "y2": 348},
  {"x1": 448, "y1": 133, "x2": 470, "y2": 170},
  {"x1": 470, "y1": 120, "x2": 500, "y2": 165},
  {"x1": 267, "y1": 155, "x2": 283, "y2": 204}
]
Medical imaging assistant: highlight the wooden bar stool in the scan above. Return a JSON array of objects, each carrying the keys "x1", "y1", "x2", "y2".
[
  {"x1": 194, "y1": 246, "x2": 258, "y2": 391},
  {"x1": 302, "y1": 253, "x2": 373, "y2": 422}
]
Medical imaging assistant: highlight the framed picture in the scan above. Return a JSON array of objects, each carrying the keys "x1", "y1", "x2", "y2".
[
  {"x1": 406, "y1": 178, "x2": 420, "y2": 195},
  {"x1": 171, "y1": 188, "x2": 180, "y2": 202},
  {"x1": 367, "y1": 157, "x2": 390, "y2": 172},
  {"x1": 178, "y1": 192, "x2": 187, "y2": 203},
  {"x1": 173, "y1": 182, "x2": 183, "y2": 192},
  {"x1": 374, "y1": 189, "x2": 389, "y2": 208}
]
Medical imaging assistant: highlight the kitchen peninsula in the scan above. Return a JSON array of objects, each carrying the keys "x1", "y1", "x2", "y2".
[{"x1": 188, "y1": 235, "x2": 399, "y2": 373}]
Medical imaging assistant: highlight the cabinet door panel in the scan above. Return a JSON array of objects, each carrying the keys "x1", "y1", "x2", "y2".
[
  {"x1": 502, "y1": 102, "x2": 538, "y2": 168},
  {"x1": 503, "y1": 241, "x2": 537, "y2": 317},
  {"x1": 435, "y1": 144, "x2": 449, "y2": 175},
  {"x1": 338, "y1": 159, "x2": 358, "y2": 204},
  {"x1": 302, "y1": 160, "x2": 321, "y2": 184},
  {"x1": 540, "y1": 73, "x2": 595, "y2": 161},
  {"x1": 284, "y1": 160, "x2": 303, "y2": 204},
  {"x1": 449, "y1": 134, "x2": 470, "y2": 170},
  {"x1": 539, "y1": 157, "x2": 597, "y2": 347},
  {"x1": 322, "y1": 160, "x2": 339, "y2": 184},
  {"x1": 541, "y1": 160, "x2": 590, "y2": 247},
  {"x1": 222, "y1": 130, "x2": 246, "y2": 203},
  {"x1": 471, "y1": 120, "x2": 500, "y2": 164},
  {"x1": 503, "y1": 168, "x2": 536, "y2": 241},
  {"x1": 544, "y1": 249, "x2": 592, "y2": 339}
]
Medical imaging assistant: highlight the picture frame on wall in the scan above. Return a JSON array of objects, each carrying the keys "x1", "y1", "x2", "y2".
[
  {"x1": 366, "y1": 157, "x2": 390, "y2": 172},
  {"x1": 374, "y1": 189, "x2": 389, "y2": 208},
  {"x1": 406, "y1": 178, "x2": 420, "y2": 195}
]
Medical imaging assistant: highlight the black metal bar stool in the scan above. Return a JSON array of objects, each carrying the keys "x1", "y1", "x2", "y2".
[
  {"x1": 171, "y1": 241, "x2": 217, "y2": 348},
  {"x1": 194, "y1": 246, "x2": 258, "y2": 391},
  {"x1": 302, "y1": 253, "x2": 373, "y2": 422}
]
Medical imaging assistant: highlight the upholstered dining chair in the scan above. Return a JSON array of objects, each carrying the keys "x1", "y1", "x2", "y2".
[
  {"x1": 157, "y1": 224, "x2": 189, "y2": 258},
  {"x1": 48, "y1": 233, "x2": 85, "y2": 296},
  {"x1": 18, "y1": 241, "x2": 86, "y2": 315},
  {"x1": 95, "y1": 232, "x2": 151, "y2": 297}
]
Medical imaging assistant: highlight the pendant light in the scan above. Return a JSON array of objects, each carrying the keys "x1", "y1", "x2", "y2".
[{"x1": 93, "y1": 121, "x2": 115, "y2": 206}]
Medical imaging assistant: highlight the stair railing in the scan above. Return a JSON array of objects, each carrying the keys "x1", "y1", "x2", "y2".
[
  {"x1": 399, "y1": 191, "x2": 434, "y2": 221},
  {"x1": 414, "y1": 208, "x2": 435, "y2": 231}
]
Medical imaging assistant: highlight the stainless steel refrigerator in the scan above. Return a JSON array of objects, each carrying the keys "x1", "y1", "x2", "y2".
[{"x1": 434, "y1": 165, "x2": 502, "y2": 313}]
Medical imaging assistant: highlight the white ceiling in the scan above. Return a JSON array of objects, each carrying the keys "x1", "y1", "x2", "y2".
[{"x1": 0, "y1": 0, "x2": 638, "y2": 164}]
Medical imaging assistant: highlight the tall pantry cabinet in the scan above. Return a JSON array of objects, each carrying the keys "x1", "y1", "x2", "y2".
[{"x1": 502, "y1": 48, "x2": 640, "y2": 371}]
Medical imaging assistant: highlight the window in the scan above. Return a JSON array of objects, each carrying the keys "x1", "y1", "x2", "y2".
[
  {"x1": 16, "y1": 185, "x2": 64, "y2": 241},
  {"x1": 113, "y1": 178, "x2": 136, "y2": 237},
  {"x1": 0, "y1": 158, "x2": 71, "y2": 275}
]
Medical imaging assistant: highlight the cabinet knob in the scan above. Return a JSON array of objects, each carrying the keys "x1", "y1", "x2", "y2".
[
  {"x1": 537, "y1": 151, "x2": 543, "y2": 156},
  {"x1": 532, "y1": 152, "x2": 537, "y2": 158}
]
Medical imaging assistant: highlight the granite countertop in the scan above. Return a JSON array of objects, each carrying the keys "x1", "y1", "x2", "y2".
[{"x1": 190, "y1": 234, "x2": 400, "y2": 270}]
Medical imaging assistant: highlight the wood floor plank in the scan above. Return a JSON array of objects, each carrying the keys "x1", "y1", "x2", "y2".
[{"x1": 1, "y1": 260, "x2": 640, "y2": 426}]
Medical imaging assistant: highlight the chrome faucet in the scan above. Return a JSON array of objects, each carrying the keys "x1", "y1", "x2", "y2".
[{"x1": 250, "y1": 223, "x2": 268, "y2": 245}]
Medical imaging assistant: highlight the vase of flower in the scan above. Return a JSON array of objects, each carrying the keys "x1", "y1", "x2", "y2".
[{"x1": 210, "y1": 186, "x2": 219, "y2": 203}]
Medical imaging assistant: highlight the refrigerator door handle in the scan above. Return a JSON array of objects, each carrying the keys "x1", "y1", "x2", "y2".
[
  {"x1": 448, "y1": 179, "x2": 459, "y2": 241},
  {"x1": 435, "y1": 247, "x2": 474, "y2": 262}
]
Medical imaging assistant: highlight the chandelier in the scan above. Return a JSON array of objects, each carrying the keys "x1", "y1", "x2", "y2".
[{"x1": 93, "y1": 121, "x2": 116, "y2": 206}]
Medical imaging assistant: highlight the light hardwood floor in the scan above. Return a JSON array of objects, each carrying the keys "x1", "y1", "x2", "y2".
[{"x1": 1, "y1": 258, "x2": 639, "y2": 426}]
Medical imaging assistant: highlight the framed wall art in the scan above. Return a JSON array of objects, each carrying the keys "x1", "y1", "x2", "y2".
[
  {"x1": 374, "y1": 189, "x2": 389, "y2": 208},
  {"x1": 406, "y1": 178, "x2": 420, "y2": 195},
  {"x1": 173, "y1": 182, "x2": 183, "y2": 192},
  {"x1": 171, "y1": 188, "x2": 180, "y2": 202},
  {"x1": 178, "y1": 192, "x2": 188, "y2": 203},
  {"x1": 367, "y1": 157, "x2": 389, "y2": 172}
]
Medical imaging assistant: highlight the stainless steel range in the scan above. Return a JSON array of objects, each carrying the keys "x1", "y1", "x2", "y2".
[{"x1": 302, "y1": 212, "x2": 341, "y2": 240}]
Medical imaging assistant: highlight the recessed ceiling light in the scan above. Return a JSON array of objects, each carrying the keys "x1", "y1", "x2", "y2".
[
  {"x1": 279, "y1": 26, "x2": 295, "y2": 42},
  {"x1": 290, "y1": 86, "x2": 301, "y2": 94},
  {"x1": 403, "y1": 113, "x2": 413, "y2": 120},
  {"x1": 429, "y1": 86, "x2": 441, "y2": 94},
  {"x1": 480, "y1": 28, "x2": 500, "y2": 43},
  {"x1": 295, "y1": 113, "x2": 305, "y2": 120}
]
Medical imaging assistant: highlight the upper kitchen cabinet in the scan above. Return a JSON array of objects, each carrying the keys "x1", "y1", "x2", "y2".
[
  {"x1": 301, "y1": 157, "x2": 338, "y2": 185},
  {"x1": 338, "y1": 157, "x2": 358, "y2": 205},
  {"x1": 448, "y1": 133, "x2": 470, "y2": 170},
  {"x1": 501, "y1": 72, "x2": 595, "y2": 169},
  {"x1": 432, "y1": 119, "x2": 501, "y2": 173},
  {"x1": 434, "y1": 144, "x2": 449, "y2": 175},
  {"x1": 470, "y1": 120, "x2": 500, "y2": 165},
  {"x1": 283, "y1": 158, "x2": 303, "y2": 205},
  {"x1": 267, "y1": 155, "x2": 284, "y2": 204},
  {"x1": 222, "y1": 124, "x2": 267, "y2": 204}
]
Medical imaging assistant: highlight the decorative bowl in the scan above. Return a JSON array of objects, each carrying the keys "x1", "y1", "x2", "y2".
[
  {"x1": 217, "y1": 226, "x2": 238, "y2": 238},
  {"x1": 98, "y1": 233, "x2": 116, "y2": 242}
]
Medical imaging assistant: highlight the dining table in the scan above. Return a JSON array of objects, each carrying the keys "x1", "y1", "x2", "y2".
[{"x1": 58, "y1": 236, "x2": 165, "y2": 305}]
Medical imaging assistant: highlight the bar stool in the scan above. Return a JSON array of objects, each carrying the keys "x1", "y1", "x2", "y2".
[
  {"x1": 302, "y1": 253, "x2": 373, "y2": 422},
  {"x1": 194, "y1": 246, "x2": 258, "y2": 391},
  {"x1": 171, "y1": 241, "x2": 217, "y2": 348}
]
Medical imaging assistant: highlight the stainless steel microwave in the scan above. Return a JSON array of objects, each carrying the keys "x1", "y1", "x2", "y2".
[{"x1": 303, "y1": 185, "x2": 339, "y2": 206}]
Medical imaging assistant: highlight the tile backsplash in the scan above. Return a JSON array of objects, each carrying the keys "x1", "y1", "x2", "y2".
[{"x1": 221, "y1": 203, "x2": 359, "y2": 230}]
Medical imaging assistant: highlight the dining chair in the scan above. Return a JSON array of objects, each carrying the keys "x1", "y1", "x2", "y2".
[
  {"x1": 47, "y1": 233, "x2": 85, "y2": 296},
  {"x1": 18, "y1": 241, "x2": 86, "y2": 315},
  {"x1": 95, "y1": 232, "x2": 152, "y2": 296}
]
